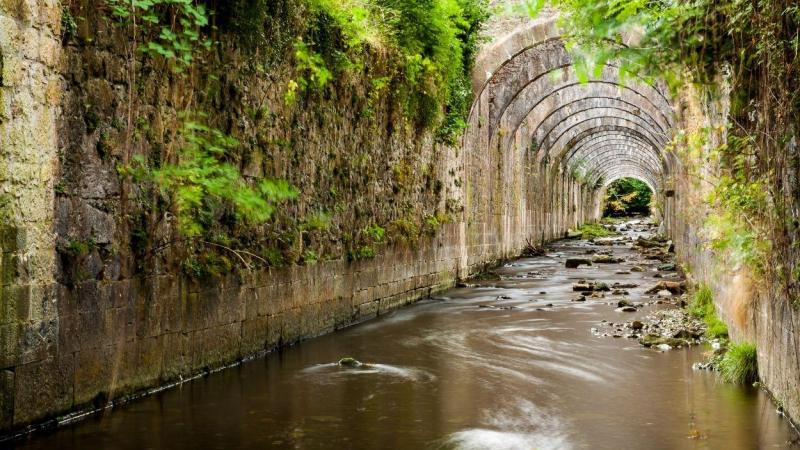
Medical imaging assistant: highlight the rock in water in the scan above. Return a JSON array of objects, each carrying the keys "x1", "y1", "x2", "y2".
[
  {"x1": 592, "y1": 255, "x2": 624, "y2": 264},
  {"x1": 338, "y1": 357, "x2": 362, "y2": 368},
  {"x1": 565, "y1": 258, "x2": 592, "y2": 269},
  {"x1": 644, "y1": 281, "x2": 686, "y2": 295}
]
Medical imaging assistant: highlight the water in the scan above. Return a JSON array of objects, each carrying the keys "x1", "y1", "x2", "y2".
[{"x1": 9, "y1": 224, "x2": 799, "y2": 449}]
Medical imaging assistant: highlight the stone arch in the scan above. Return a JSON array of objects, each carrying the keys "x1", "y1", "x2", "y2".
[{"x1": 459, "y1": 13, "x2": 675, "y2": 256}]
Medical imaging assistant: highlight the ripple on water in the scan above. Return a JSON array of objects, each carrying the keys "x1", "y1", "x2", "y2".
[
  {"x1": 299, "y1": 362, "x2": 436, "y2": 383},
  {"x1": 443, "y1": 400, "x2": 571, "y2": 450}
]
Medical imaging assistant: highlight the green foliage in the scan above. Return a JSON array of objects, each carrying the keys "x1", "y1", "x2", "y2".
[
  {"x1": 705, "y1": 156, "x2": 771, "y2": 272},
  {"x1": 107, "y1": 0, "x2": 212, "y2": 72},
  {"x1": 66, "y1": 238, "x2": 97, "y2": 257},
  {"x1": 390, "y1": 217, "x2": 420, "y2": 244},
  {"x1": 302, "y1": 210, "x2": 333, "y2": 232},
  {"x1": 61, "y1": 7, "x2": 78, "y2": 40},
  {"x1": 292, "y1": 0, "x2": 489, "y2": 142},
  {"x1": 121, "y1": 115, "x2": 298, "y2": 238},
  {"x1": 302, "y1": 250, "x2": 320, "y2": 265},
  {"x1": 688, "y1": 284, "x2": 729, "y2": 339},
  {"x1": 603, "y1": 177, "x2": 652, "y2": 217},
  {"x1": 531, "y1": 0, "x2": 800, "y2": 300},
  {"x1": 719, "y1": 341, "x2": 758, "y2": 384},
  {"x1": 576, "y1": 223, "x2": 616, "y2": 239},
  {"x1": 285, "y1": 40, "x2": 334, "y2": 105},
  {"x1": 526, "y1": 0, "x2": 770, "y2": 88},
  {"x1": 364, "y1": 224, "x2": 386, "y2": 242}
]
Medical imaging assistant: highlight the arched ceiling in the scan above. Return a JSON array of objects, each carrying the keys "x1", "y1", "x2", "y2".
[{"x1": 467, "y1": 14, "x2": 675, "y2": 192}]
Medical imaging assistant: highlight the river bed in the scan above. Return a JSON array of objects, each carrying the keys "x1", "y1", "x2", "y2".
[{"x1": 9, "y1": 221, "x2": 799, "y2": 449}]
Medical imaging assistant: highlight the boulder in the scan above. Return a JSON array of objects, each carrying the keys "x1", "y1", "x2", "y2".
[
  {"x1": 593, "y1": 255, "x2": 624, "y2": 264},
  {"x1": 657, "y1": 263, "x2": 676, "y2": 271},
  {"x1": 572, "y1": 280, "x2": 610, "y2": 292},
  {"x1": 673, "y1": 329, "x2": 701, "y2": 340},
  {"x1": 644, "y1": 281, "x2": 686, "y2": 295},
  {"x1": 638, "y1": 334, "x2": 689, "y2": 348},
  {"x1": 338, "y1": 357, "x2": 362, "y2": 368},
  {"x1": 565, "y1": 258, "x2": 592, "y2": 269}
]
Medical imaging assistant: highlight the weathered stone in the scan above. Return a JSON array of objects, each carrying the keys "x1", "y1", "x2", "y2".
[
  {"x1": 644, "y1": 281, "x2": 686, "y2": 295},
  {"x1": 565, "y1": 258, "x2": 592, "y2": 268},
  {"x1": 592, "y1": 255, "x2": 624, "y2": 264}
]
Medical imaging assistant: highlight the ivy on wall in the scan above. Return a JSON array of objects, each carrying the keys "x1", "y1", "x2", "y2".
[{"x1": 96, "y1": 0, "x2": 486, "y2": 277}]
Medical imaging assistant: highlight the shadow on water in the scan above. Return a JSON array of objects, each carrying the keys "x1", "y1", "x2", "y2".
[{"x1": 9, "y1": 220, "x2": 800, "y2": 449}]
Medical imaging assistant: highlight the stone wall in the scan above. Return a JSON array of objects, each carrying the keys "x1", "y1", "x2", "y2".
[
  {"x1": 0, "y1": 1, "x2": 598, "y2": 432},
  {"x1": 0, "y1": 0, "x2": 63, "y2": 430},
  {"x1": 663, "y1": 83, "x2": 800, "y2": 425}
]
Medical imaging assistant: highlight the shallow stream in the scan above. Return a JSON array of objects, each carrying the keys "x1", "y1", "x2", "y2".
[{"x1": 10, "y1": 222, "x2": 799, "y2": 449}]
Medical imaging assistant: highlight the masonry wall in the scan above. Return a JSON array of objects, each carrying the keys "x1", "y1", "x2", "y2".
[
  {"x1": 664, "y1": 84, "x2": 800, "y2": 425},
  {"x1": 0, "y1": 0, "x2": 62, "y2": 430},
  {"x1": 0, "y1": 1, "x2": 598, "y2": 432}
]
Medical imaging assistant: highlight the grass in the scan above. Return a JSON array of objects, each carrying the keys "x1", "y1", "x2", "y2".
[
  {"x1": 719, "y1": 342, "x2": 758, "y2": 384},
  {"x1": 688, "y1": 284, "x2": 729, "y2": 339},
  {"x1": 576, "y1": 223, "x2": 617, "y2": 239}
]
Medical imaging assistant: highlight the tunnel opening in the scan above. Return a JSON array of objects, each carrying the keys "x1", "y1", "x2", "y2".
[{"x1": 602, "y1": 177, "x2": 653, "y2": 218}]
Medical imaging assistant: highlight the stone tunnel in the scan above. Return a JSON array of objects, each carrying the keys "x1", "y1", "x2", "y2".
[
  {"x1": 4, "y1": 2, "x2": 799, "y2": 434},
  {"x1": 461, "y1": 15, "x2": 675, "y2": 259}
]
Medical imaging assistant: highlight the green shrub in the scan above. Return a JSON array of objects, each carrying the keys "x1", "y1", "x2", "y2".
[
  {"x1": 303, "y1": 211, "x2": 333, "y2": 232},
  {"x1": 576, "y1": 223, "x2": 616, "y2": 239},
  {"x1": 688, "y1": 285, "x2": 729, "y2": 339},
  {"x1": 122, "y1": 115, "x2": 298, "y2": 239},
  {"x1": 297, "y1": 0, "x2": 489, "y2": 141},
  {"x1": 719, "y1": 342, "x2": 758, "y2": 384}
]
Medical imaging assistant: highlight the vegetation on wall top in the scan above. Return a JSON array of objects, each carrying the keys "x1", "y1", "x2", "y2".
[
  {"x1": 284, "y1": 0, "x2": 490, "y2": 144},
  {"x1": 95, "y1": 0, "x2": 483, "y2": 277}
]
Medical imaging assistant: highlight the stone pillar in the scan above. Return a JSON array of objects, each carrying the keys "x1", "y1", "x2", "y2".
[{"x1": 0, "y1": 0, "x2": 65, "y2": 429}]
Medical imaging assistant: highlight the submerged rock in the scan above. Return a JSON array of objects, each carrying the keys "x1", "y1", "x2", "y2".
[{"x1": 338, "y1": 357, "x2": 363, "y2": 368}]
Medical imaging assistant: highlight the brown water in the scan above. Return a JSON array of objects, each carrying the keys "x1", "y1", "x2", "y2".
[{"x1": 8, "y1": 225, "x2": 799, "y2": 449}]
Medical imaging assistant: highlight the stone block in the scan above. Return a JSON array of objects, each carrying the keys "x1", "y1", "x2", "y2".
[
  {"x1": 13, "y1": 355, "x2": 73, "y2": 427},
  {"x1": 240, "y1": 316, "x2": 270, "y2": 356},
  {"x1": 161, "y1": 332, "x2": 190, "y2": 382},
  {"x1": 189, "y1": 323, "x2": 241, "y2": 371},
  {"x1": 0, "y1": 369, "x2": 14, "y2": 430}
]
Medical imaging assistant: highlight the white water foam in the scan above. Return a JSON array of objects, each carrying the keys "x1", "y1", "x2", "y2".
[{"x1": 444, "y1": 400, "x2": 571, "y2": 450}]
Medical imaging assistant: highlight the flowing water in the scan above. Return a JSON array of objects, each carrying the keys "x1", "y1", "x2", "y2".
[{"x1": 9, "y1": 223, "x2": 799, "y2": 449}]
